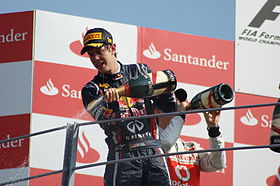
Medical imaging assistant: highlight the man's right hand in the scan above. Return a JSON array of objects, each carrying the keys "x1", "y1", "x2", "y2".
[
  {"x1": 104, "y1": 88, "x2": 119, "y2": 103},
  {"x1": 177, "y1": 101, "x2": 190, "y2": 112},
  {"x1": 203, "y1": 110, "x2": 221, "y2": 128}
]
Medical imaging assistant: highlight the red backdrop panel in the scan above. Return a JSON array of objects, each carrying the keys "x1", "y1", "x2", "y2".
[
  {"x1": 0, "y1": 114, "x2": 30, "y2": 169},
  {"x1": 234, "y1": 92, "x2": 277, "y2": 145},
  {"x1": 32, "y1": 61, "x2": 96, "y2": 120},
  {"x1": 137, "y1": 27, "x2": 234, "y2": 88},
  {"x1": 0, "y1": 11, "x2": 33, "y2": 63}
]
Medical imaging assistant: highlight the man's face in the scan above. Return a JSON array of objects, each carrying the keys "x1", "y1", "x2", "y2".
[{"x1": 87, "y1": 44, "x2": 116, "y2": 74}]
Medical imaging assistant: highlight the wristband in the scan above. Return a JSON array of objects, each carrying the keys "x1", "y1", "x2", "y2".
[{"x1": 207, "y1": 126, "x2": 221, "y2": 137}]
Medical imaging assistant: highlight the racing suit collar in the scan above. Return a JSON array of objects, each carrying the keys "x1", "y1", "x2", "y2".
[{"x1": 98, "y1": 61, "x2": 124, "y2": 80}]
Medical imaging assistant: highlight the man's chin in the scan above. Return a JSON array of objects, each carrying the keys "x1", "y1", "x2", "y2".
[{"x1": 99, "y1": 68, "x2": 109, "y2": 74}]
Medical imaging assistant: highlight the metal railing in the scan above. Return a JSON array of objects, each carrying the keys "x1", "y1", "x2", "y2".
[{"x1": 0, "y1": 102, "x2": 280, "y2": 186}]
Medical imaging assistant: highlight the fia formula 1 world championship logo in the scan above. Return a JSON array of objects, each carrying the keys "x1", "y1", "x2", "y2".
[
  {"x1": 238, "y1": 0, "x2": 280, "y2": 47},
  {"x1": 248, "y1": 0, "x2": 280, "y2": 28}
]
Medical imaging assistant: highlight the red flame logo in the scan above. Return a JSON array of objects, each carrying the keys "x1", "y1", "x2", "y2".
[
  {"x1": 69, "y1": 27, "x2": 89, "y2": 58},
  {"x1": 266, "y1": 175, "x2": 280, "y2": 186},
  {"x1": 76, "y1": 131, "x2": 100, "y2": 163},
  {"x1": 266, "y1": 166, "x2": 280, "y2": 186}
]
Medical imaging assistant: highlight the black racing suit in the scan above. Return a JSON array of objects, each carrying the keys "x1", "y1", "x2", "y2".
[{"x1": 81, "y1": 62, "x2": 176, "y2": 186}]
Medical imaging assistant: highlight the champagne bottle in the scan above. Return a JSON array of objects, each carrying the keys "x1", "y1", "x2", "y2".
[
  {"x1": 87, "y1": 69, "x2": 177, "y2": 112},
  {"x1": 270, "y1": 98, "x2": 280, "y2": 153},
  {"x1": 189, "y1": 83, "x2": 234, "y2": 110},
  {"x1": 116, "y1": 69, "x2": 177, "y2": 98}
]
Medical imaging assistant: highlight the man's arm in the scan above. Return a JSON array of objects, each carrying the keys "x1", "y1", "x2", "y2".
[
  {"x1": 82, "y1": 82, "x2": 117, "y2": 121},
  {"x1": 158, "y1": 100, "x2": 189, "y2": 152},
  {"x1": 199, "y1": 110, "x2": 226, "y2": 172},
  {"x1": 159, "y1": 116, "x2": 184, "y2": 152}
]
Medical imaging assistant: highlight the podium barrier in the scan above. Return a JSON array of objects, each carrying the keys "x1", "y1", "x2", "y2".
[{"x1": 0, "y1": 102, "x2": 279, "y2": 186}]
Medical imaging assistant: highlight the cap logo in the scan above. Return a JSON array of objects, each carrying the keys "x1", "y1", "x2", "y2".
[
  {"x1": 87, "y1": 43, "x2": 104, "y2": 48},
  {"x1": 84, "y1": 32, "x2": 103, "y2": 44},
  {"x1": 107, "y1": 37, "x2": 112, "y2": 43}
]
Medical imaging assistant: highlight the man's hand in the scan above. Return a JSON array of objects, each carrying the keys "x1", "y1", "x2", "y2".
[
  {"x1": 104, "y1": 88, "x2": 119, "y2": 103},
  {"x1": 177, "y1": 101, "x2": 190, "y2": 112},
  {"x1": 203, "y1": 110, "x2": 221, "y2": 128}
]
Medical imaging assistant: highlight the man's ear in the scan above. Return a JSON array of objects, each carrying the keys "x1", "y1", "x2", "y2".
[{"x1": 111, "y1": 43, "x2": 117, "y2": 54}]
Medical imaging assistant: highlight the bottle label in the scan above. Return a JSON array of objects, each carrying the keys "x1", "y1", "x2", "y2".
[{"x1": 200, "y1": 91, "x2": 221, "y2": 108}]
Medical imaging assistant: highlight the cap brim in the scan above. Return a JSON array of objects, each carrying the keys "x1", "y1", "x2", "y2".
[
  {"x1": 80, "y1": 43, "x2": 105, "y2": 55},
  {"x1": 80, "y1": 46, "x2": 88, "y2": 55}
]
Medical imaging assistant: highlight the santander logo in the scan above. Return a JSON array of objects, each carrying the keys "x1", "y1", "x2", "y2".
[
  {"x1": 143, "y1": 42, "x2": 161, "y2": 59},
  {"x1": 0, "y1": 134, "x2": 25, "y2": 149},
  {"x1": 40, "y1": 78, "x2": 59, "y2": 96},
  {"x1": 69, "y1": 27, "x2": 89, "y2": 58},
  {"x1": 239, "y1": 109, "x2": 272, "y2": 128},
  {"x1": 76, "y1": 131, "x2": 100, "y2": 163},
  {"x1": 143, "y1": 42, "x2": 230, "y2": 71},
  {"x1": 240, "y1": 109, "x2": 258, "y2": 126},
  {"x1": 266, "y1": 166, "x2": 280, "y2": 186},
  {"x1": 39, "y1": 78, "x2": 82, "y2": 99},
  {"x1": 0, "y1": 29, "x2": 28, "y2": 43}
]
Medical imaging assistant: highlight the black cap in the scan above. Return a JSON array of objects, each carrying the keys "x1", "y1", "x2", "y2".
[
  {"x1": 174, "y1": 88, "x2": 187, "y2": 102},
  {"x1": 80, "y1": 28, "x2": 113, "y2": 55},
  {"x1": 153, "y1": 92, "x2": 177, "y2": 113}
]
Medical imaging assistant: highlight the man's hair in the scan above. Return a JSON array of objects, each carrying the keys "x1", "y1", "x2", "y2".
[{"x1": 105, "y1": 45, "x2": 117, "y2": 58}]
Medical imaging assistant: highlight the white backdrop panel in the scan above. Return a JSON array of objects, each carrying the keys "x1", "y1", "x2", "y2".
[
  {"x1": 34, "y1": 10, "x2": 138, "y2": 69},
  {"x1": 233, "y1": 143, "x2": 280, "y2": 186},
  {"x1": 30, "y1": 113, "x2": 107, "y2": 177},
  {"x1": 235, "y1": 0, "x2": 280, "y2": 98}
]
